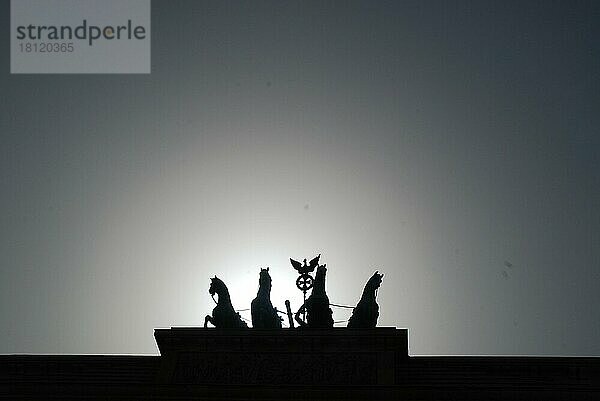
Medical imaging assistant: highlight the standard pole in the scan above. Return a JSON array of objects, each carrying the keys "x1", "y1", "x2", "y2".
[
  {"x1": 285, "y1": 300, "x2": 294, "y2": 328},
  {"x1": 303, "y1": 291, "x2": 307, "y2": 323}
]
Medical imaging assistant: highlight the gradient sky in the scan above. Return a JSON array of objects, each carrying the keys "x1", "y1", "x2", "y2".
[{"x1": 1, "y1": 0, "x2": 599, "y2": 356}]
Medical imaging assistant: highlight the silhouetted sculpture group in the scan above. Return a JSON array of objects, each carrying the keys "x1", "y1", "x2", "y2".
[{"x1": 204, "y1": 255, "x2": 384, "y2": 329}]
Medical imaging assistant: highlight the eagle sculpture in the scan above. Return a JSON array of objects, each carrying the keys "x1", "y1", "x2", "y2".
[{"x1": 290, "y1": 254, "x2": 321, "y2": 275}]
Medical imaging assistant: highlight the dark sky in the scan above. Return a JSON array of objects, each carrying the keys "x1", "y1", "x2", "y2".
[{"x1": 1, "y1": 0, "x2": 599, "y2": 355}]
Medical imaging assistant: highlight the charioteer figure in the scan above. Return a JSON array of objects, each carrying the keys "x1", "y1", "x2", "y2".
[{"x1": 293, "y1": 258, "x2": 334, "y2": 328}]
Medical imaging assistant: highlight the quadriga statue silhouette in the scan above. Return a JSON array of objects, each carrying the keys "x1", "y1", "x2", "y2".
[
  {"x1": 251, "y1": 268, "x2": 282, "y2": 328},
  {"x1": 347, "y1": 271, "x2": 384, "y2": 328},
  {"x1": 204, "y1": 276, "x2": 248, "y2": 329}
]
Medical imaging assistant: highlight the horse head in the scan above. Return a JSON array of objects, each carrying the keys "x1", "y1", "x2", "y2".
[
  {"x1": 368, "y1": 271, "x2": 384, "y2": 290},
  {"x1": 209, "y1": 276, "x2": 226, "y2": 297},
  {"x1": 315, "y1": 264, "x2": 327, "y2": 280},
  {"x1": 258, "y1": 267, "x2": 272, "y2": 291}
]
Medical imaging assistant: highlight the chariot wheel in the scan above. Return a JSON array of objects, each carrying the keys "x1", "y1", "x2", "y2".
[{"x1": 296, "y1": 274, "x2": 314, "y2": 292}]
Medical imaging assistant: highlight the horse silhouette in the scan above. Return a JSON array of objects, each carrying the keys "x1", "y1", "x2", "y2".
[
  {"x1": 204, "y1": 276, "x2": 248, "y2": 328},
  {"x1": 295, "y1": 264, "x2": 334, "y2": 328},
  {"x1": 251, "y1": 268, "x2": 282, "y2": 328},
  {"x1": 347, "y1": 271, "x2": 384, "y2": 328}
]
